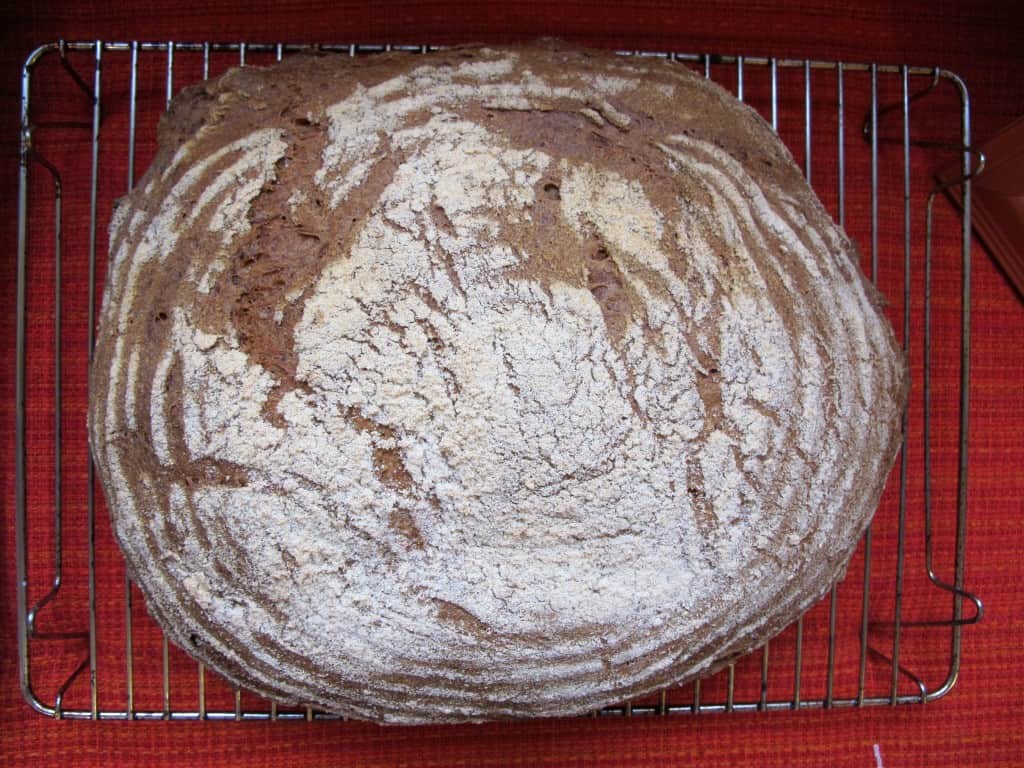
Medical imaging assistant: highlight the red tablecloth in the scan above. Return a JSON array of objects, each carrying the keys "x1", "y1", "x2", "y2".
[{"x1": 2, "y1": 2, "x2": 1022, "y2": 765}]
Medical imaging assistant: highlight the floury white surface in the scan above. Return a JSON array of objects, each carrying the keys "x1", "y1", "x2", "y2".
[{"x1": 88, "y1": 42, "x2": 907, "y2": 722}]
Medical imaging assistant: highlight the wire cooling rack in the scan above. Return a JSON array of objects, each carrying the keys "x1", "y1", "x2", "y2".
[{"x1": 15, "y1": 41, "x2": 984, "y2": 720}]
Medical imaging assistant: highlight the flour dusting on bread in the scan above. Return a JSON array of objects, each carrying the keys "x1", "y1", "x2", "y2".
[{"x1": 89, "y1": 41, "x2": 907, "y2": 723}]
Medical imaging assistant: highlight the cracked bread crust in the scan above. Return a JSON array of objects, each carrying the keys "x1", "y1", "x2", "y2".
[{"x1": 88, "y1": 40, "x2": 908, "y2": 723}]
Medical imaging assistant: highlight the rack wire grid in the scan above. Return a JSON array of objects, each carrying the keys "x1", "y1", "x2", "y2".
[{"x1": 16, "y1": 40, "x2": 985, "y2": 721}]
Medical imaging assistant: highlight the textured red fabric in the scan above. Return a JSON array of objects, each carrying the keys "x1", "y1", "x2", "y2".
[{"x1": 2, "y1": 2, "x2": 1023, "y2": 766}]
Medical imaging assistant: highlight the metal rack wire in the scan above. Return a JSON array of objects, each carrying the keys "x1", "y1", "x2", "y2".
[{"x1": 15, "y1": 40, "x2": 984, "y2": 720}]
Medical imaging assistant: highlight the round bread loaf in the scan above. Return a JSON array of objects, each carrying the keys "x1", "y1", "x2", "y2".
[{"x1": 89, "y1": 41, "x2": 908, "y2": 723}]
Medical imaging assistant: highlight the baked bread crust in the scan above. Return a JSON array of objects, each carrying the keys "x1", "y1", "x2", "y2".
[{"x1": 88, "y1": 41, "x2": 908, "y2": 723}]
